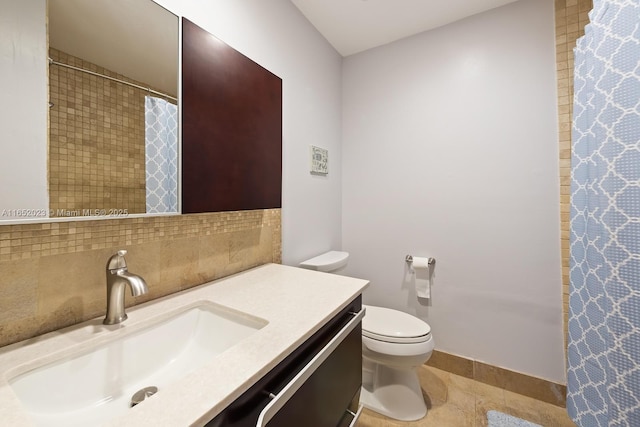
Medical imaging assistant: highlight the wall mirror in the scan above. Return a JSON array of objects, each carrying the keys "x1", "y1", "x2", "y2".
[
  {"x1": 44, "y1": 0, "x2": 179, "y2": 221},
  {"x1": 47, "y1": 0, "x2": 179, "y2": 219}
]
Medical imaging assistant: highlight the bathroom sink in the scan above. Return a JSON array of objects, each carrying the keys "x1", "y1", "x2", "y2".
[{"x1": 8, "y1": 304, "x2": 267, "y2": 427}]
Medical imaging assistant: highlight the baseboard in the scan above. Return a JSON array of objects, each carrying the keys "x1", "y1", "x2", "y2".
[{"x1": 425, "y1": 350, "x2": 566, "y2": 407}]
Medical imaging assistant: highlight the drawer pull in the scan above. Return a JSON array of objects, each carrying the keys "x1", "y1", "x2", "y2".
[
  {"x1": 255, "y1": 309, "x2": 365, "y2": 427},
  {"x1": 261, "y1": 390, "x2": 277, "y2": 400}
]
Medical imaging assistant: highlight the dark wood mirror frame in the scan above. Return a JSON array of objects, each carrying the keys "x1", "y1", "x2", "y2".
[{"x1": 182, "y1": 18, "x2": 283, "y2": 214}]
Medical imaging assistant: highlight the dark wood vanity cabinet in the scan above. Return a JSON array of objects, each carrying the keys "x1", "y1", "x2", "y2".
[{"x1": 206, "y1": 296, "x2": 363, "y2": 427}]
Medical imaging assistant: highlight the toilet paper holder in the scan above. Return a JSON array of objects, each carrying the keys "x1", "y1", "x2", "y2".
[{"x1": 405, "y1": 255, "x2": 435, "y2": 266}]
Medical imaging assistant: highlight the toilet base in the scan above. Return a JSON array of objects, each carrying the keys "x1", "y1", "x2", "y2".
[{"x1": 360, "y1": 362, "x2": 427, "y2": 421}]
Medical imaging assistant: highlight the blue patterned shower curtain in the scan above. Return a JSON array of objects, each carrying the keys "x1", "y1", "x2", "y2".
[
  {"x1": 145, "y1": 96, "x2": 178, "y2": 213},
  {"x1": 567, "y1": 1, "x2": 640, "y2": 426}
]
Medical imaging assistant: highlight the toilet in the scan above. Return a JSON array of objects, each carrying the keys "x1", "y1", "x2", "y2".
[{"x1": 300, "y1": 251, "x2": 435, "y2": 421}]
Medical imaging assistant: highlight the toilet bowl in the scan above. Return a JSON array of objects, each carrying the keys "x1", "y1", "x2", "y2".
[
  {"x1": 299, "y1": 251, "x2": 434, "y2": 421},
  {"x1": 360, "y1": 304, "x2": 434, "y2": 421}
]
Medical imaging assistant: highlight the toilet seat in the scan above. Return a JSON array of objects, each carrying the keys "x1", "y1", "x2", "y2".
[
  {"x1": 363, "y1": 330, "x2": 429, "y2": 344},
  {"x1": 363, "y1": 334, "x2": 434, "y2": 358},
  {"x1": 363, "y1": 305, "x2": 431, "y2": 344}
]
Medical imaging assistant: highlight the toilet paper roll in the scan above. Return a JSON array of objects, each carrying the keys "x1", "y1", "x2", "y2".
[
  {"x1": 411, "y1": 257, "x2": 433, "y2": 299},
  {"x1": 411, "y1": 256, "x2": 431, "y2": 269}
]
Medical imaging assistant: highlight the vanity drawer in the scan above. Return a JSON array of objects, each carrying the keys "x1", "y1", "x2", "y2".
[{"x1": 207, "y1": 296, "x2": 362, "y2": 427}]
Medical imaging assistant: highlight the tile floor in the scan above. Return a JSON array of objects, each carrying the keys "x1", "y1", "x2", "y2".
[{"x1": 356, "y1": 366, "x2": 577, "y2": 427}]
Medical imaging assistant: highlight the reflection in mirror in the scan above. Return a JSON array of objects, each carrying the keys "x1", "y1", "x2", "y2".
[{"x1": 47, "y1": 0, "x2": 179, "y2": 219}]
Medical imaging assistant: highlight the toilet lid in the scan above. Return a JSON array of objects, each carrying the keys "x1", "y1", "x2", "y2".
[{"x1": 362, "y1": 305, "x2": 431, "y2": 344}]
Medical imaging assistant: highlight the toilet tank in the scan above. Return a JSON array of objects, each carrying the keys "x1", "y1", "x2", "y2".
[{"x1": 299, "y1": 251, "x2": 349, "y2": 273}]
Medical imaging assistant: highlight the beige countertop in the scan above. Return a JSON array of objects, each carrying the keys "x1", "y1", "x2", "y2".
[{"x1": 0, "y1": 263, "x2": 369, "y2": 426}]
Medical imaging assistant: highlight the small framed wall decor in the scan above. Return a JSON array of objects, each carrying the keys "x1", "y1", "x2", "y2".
[{"x1": 310, "y1": 145, "x2": 328, "y2": 175}]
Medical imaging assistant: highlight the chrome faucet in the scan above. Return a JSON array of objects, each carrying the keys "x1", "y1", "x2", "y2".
[{"x1": 103, "y1": 250, "x2": 148, "y2": 325}]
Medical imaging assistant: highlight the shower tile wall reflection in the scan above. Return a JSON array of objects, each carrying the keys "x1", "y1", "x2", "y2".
[{"x1": 48, "y1": 49, "x2": 176, "y2": 216}]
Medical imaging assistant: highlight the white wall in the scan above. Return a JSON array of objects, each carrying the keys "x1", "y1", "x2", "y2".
[
  {"x1": 342, "y1": 0, "x2": 565, "y2": 382},
  {"x1": 155, "y1": 0, "x2": 344, "y2": 266},
  {"x1": 0, "y1": 0, "x2": 48, "y2": 218}
]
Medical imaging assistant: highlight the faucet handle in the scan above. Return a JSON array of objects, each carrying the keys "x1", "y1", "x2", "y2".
[{"x1": 107, "y1": 249, "x2": 128, "y2": 271}]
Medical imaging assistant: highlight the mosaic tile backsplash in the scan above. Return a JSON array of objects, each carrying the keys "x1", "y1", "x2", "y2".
[{"x1": 0, "y1": 209, "x2": 281, "y2": 348}]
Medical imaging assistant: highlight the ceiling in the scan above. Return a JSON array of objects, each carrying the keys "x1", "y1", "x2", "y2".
[
  {"x1": 290, "y1": 0, "x2": 521, "y2": 56},
  {"x1": 48, "y1": 0, "x2": 179, "y2": 97}
]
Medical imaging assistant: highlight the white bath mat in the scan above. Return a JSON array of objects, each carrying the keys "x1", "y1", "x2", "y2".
[{"x1": 487, "y1": 410, "x2": 542, "y2": 427}]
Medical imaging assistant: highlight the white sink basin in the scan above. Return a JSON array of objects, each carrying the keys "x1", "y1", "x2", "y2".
[{"x1": 8, "y1": 304, "x2": 267, "y2": 427}]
